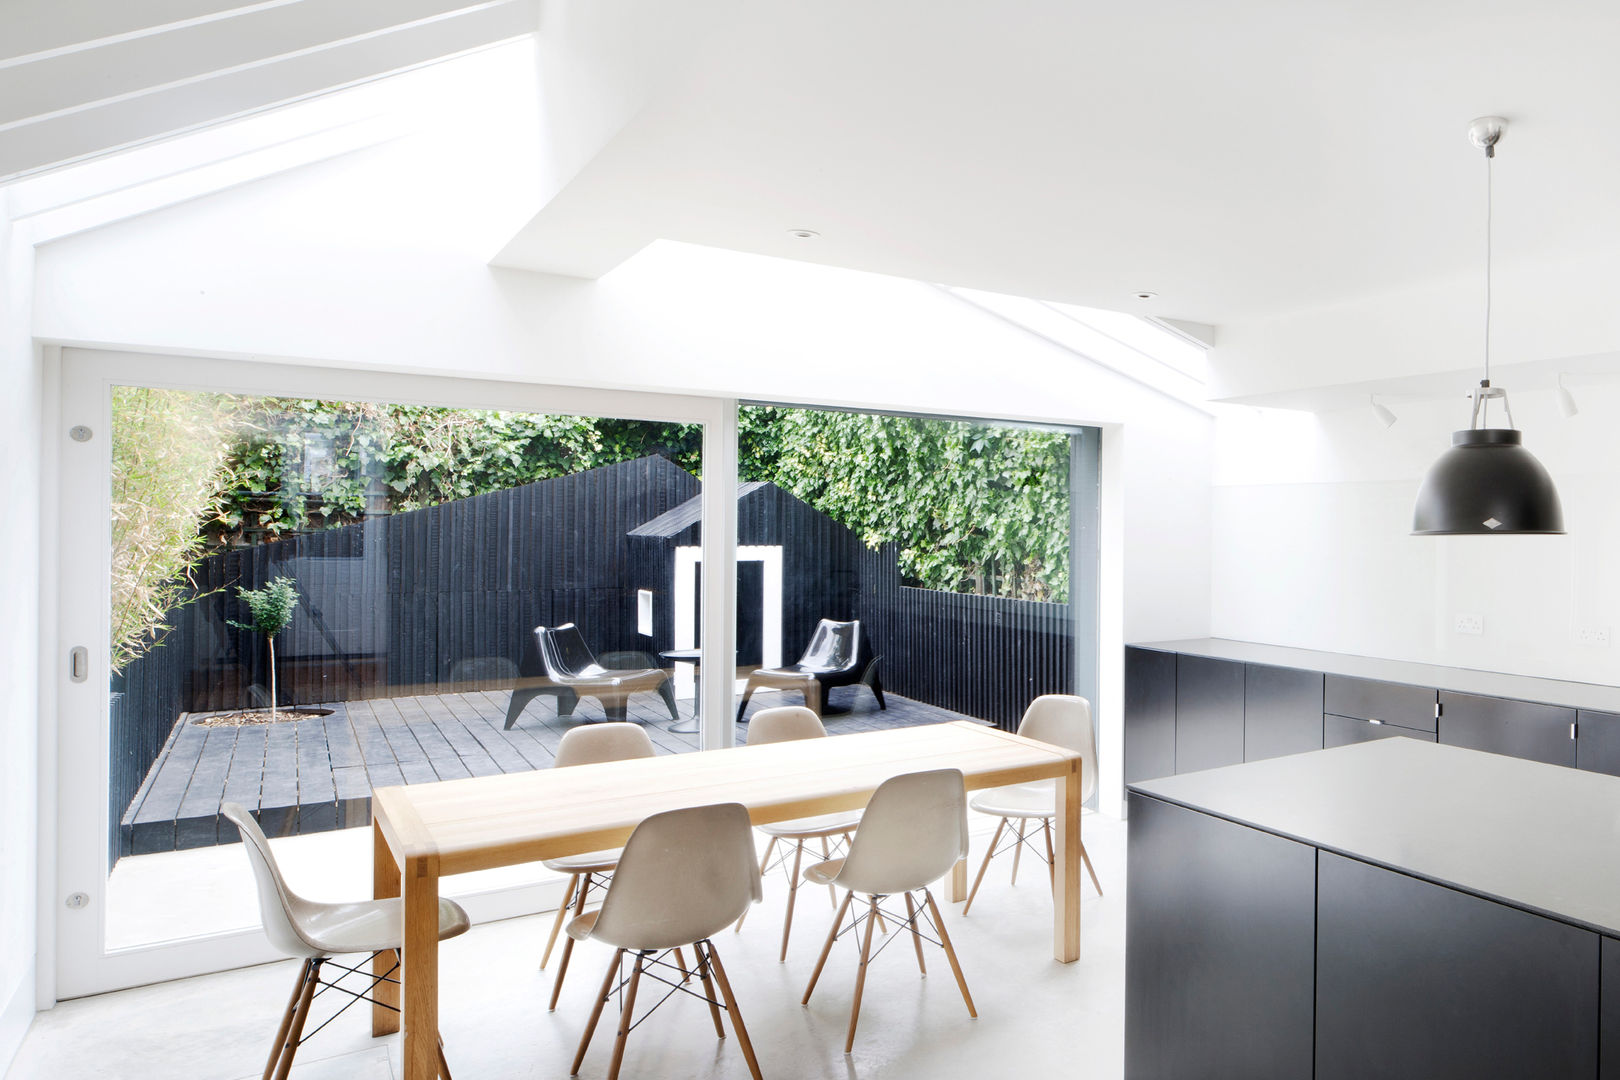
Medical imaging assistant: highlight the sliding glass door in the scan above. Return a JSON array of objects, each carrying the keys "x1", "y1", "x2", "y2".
[{"x1": 54, "y1": 350, "x2": 731, "y2": 997}]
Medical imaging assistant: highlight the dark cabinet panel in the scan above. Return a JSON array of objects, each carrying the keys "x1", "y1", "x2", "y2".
[
  {"x1": 1126, "y1": 794, "x2": 1316, "y2": 1080},
  {"x1": 1577, "y1": 710, "x2": 1620, "y2": 778},
  {"x1": 1316, "y1": 852, "x2": 1598, "y2": 1080},
  {"x1": 1439, "y1": 691, "x2": 1576, "y2": 767},
  {"x1": 1603, "y1": 938, "x2": 1620, "y2": 1080},
  {"x1": 1175, "y1": 655, "x2": 1245, "y2": 773},
  {"x1": 1124, "y1": 647, "x2": 1177, "y2": 783},
  {"x1": 1323, "y1": 713, "x2": 1437, "y2": 749},
  {"x1": 1323, "y1": 675, "x2": 1437, "y2": 732},
  {"x1": 1243, "y1": 663, "x2": 1323, "y2": 762}
]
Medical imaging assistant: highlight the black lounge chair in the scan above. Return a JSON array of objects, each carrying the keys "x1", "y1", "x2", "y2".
[
  {"x1": 735, "y1": 618, "x2": 885, "y2": 721},
  {"x1": 510, "y1": 623, "x2": 677, "y2": 725}
]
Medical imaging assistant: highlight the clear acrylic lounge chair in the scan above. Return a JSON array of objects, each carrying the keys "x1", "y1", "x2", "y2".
[
  {"x1": 528, "y1": 624, "x2": 678, "y2": 724},
  {"x1": 735, "y1": 618, "x2": 884, "y2": 721}
]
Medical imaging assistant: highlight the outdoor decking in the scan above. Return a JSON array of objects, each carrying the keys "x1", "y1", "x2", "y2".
[{"x1": 119, "y1": 688, "x2": 977, "y2": 855}]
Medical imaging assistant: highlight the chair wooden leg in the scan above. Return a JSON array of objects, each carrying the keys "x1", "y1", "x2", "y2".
[
  {"x1": 962, "y1": 818, "x2": 1006, "y2": 915},
  {"x1": 1010, "y1": 818, "x2": 1026, "y2": 884},
  {"x1": 903, "y1": 892, "x2": 927, "y2": 976},
  {"x1": 271, "y1": 958, "x2": 322, "y2": 1080},
  {"x1": 821, "y1": 836, "x2": 840, "y2": 906},
  {"x1": 262, "y1": 959, "x2": 313, "y2": 1080},
  {"x1": 844, "y1": 897, "x2": 879, "y2": 1053},
  {"x1": 1081, "y1": 840, "x2": 1103, "y2": 896},
  {"x1": 705, "y1": 942, "x2": 763, "y2": 1080},
  {"x1": 542, "y1": 875, "x2": 579, "y2": 969},
  {"x1": 605, "y1": 952, "x2": 644, "y2": 1080},
  {"x1": 924, "y1": 890, "x2": 976, "y2": 1019},
  {"x1": 550, "y1": 871, "x2": 593, "y2": 1011},
  {"x1": 735, "y1": 837, "x2": 776, "y2": 933},
  {"x1": 673, "y1": 947, "x2": 693, "y2": 986},
  {"x1": 694, "y1": 942, "x2": 726, "y2": 1038},
  {"x1": 780, "y1": 840, "x2": 806, "y2": 962},
  {"x1": 802, "y1": 890, "x2": 853, "y2": 1004},
  {"x1": 436, "y1": 1035, "x2": 453, "y2": 1080},
  {"x1": 571, "y1": 949, "x2": 624, "y2": 1076}
]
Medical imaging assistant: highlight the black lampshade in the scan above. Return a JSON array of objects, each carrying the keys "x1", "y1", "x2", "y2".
[{"x1": 1412, "y1": 429, "x2": 1565, "y2": 535}]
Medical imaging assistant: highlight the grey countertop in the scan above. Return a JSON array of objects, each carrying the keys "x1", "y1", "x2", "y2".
[
  {"x1": 1130, "y1": 739, "x2": 1620, "y2": 937},
  {"x1": 1132, "y1": 637, "x2": 1620, "y2": 714}
]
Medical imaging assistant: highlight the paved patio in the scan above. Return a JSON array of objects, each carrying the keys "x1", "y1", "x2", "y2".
[{"x1": 119, "y1": 686, "x2": 976, "y2": 855}]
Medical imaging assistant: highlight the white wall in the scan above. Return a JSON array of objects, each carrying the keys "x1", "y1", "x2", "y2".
[
  {"x1": 1212, "y1": 383, "x2": 1620, "y2": 684},
  {"x1": 0, "y1": 192, "x2": 43, "y2": 1074},
  {"x1": 22, "y1": 94, "x2": 1212, "y2": 838}
]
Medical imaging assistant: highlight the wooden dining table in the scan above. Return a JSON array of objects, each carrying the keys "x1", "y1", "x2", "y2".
[{"x1": 370, "y1": 720, "x2": 1084, "y2": 1080}]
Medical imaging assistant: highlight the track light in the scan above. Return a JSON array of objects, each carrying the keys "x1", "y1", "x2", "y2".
[
  {"x1": 1370, "y1": 396, "x2": 1397, "y2": 428},
  {"x1": 1558, "y1": 375, "x2": 1579, "y2": 418}
]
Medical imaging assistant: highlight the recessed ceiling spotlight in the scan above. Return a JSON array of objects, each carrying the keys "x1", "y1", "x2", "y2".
[
  {"x1": 1132, "y1": 291, "x2": 1158, "y2": 301},
  {"x1": 788, "y1": 228, "x2": 820, "y2": 239}
]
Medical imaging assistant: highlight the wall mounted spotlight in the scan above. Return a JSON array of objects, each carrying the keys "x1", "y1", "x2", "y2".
[
  {"x1": 1370, "y1": 396, "x2": 1398, "y2": 428},
  {"x1": 1557, "y1": 374, "x2": 1579, "y2": 418}
]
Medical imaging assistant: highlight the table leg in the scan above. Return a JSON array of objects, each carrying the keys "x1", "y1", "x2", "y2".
[
  {"x1": 372, "y1": 820, "x2": 401, "y2": 1036},
  {"x1": 402, "y1": 855, "x2": 441, "y2": 1080},
  {"x1": 946, "y1": 856, "x2": 968, "y2": 903},
  {"x1": 1052, "y1": 763, "x2": 1081, "y2": 963}
]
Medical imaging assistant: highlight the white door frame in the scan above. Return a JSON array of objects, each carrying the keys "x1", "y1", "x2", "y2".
[
  {"x1": 671, "y1": 544, "x2": 784, "y2": 697},
  {"x1": 49, "y1": 347, "x2": 738, "y2": 998}
]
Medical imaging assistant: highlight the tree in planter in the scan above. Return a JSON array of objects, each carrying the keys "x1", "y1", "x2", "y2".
[{"x1": 228, "y1": 577, "x2": 300, "y2": 720}]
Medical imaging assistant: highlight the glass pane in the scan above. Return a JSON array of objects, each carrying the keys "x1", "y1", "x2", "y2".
[
  {"x1": 735, "y1": 405, "x2": 1082, "y2": 733},
  {"x1": 106, "y1": 389, "x2": 705, "y2": 947}
]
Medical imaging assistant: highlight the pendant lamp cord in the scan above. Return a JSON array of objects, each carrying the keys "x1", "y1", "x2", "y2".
[{"x1": 1481, "y1": 141, "x2": 1494, "y2": 425}]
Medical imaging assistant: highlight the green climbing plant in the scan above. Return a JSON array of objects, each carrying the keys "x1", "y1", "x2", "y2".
[{"x1": 228, "y1": 576, "x2": 300, "y2": 720}]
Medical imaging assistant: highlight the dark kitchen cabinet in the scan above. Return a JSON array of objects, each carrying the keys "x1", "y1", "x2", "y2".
[
  {"x1": 1175, "y1": 654, "x2": 1245, "y2": 773},
  {"x1": 1603, "y1": 938, "x2": 1620, "y2": 1080},
  {"x1": 1316, "y1": 852, "x2": 1598, "y2": 1080},
  {"x1": 1438, "y1": 692, "x2": 1577, "y2": 768},
  {"x1": 1323, "y1": 713, "x2": 1437, "y2": 748},
  {"x1": 1576, "y1": 710, "x2": 1620, "y2": 779},
  {"x1": 1243, "y1": 663, "x2": 1323, "y2": 762},
  {"x1": 1323, "y1": 675, "x2": 1437, "y2": 732},
  {"x1": 1126, "y1": 794, "x2": 1316, "y2": 1080},
  {"x1": 1124, "y1": 647, "x2": 1176, "y2": 783}
]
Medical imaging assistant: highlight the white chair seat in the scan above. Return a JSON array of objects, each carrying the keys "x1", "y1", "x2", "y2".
[
  {"x1": 297, "y1": 896, "x2": 471, "y2": 957},
  {"x1": 565, "y1": 909, "x2": 599, "y2": 942},
  {"x1": 543, "y1": 850, "x2": 621, "y2": 874},
  {"x1": 803, "y1": 857, "x2": 844, "y2": 887},
  {"x1": 969, "y1": 780, "x2": 1056, "y2": 820},
  {"x1": 758, "y1": 810, "x2": 861, "y2": 839}
]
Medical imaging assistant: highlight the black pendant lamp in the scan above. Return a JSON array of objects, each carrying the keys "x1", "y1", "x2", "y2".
[{"x1": 1412, "y1": 117, "x2": 1565, "y2": 535}]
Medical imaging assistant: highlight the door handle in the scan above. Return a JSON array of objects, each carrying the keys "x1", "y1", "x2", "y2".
[{"x1": 69, "y1": 646, "x2": 87, "y2": 682}]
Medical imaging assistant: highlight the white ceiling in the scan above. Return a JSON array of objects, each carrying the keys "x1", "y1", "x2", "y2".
[
  {"x1": 495, "y1": 0, "x2": 1620, "y2": 326},
  {"x1": 0, "y1": 0, "x2": 539, "y2": 183}
]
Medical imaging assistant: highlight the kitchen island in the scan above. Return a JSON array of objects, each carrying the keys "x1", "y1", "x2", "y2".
[{"x1": 1126, "y1": 738, "x2": 1620, "y2": 1079}]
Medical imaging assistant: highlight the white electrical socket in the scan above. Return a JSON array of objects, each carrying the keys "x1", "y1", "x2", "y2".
[
  {"x1": 1575, "y1": 626, "x2": 1611, "y2": 647},
  {"x1": 1454, "y1": 613, "x2": 1484, "y2": 636}
]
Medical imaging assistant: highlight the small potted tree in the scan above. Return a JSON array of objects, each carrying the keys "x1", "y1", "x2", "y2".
[{"x1": 229, "y1": 576, "x2": 300, "y2": 722}]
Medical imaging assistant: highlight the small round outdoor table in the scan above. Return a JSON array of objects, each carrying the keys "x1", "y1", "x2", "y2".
[{"x1": 660, "y1": 648, "x2": 703, "y2": 733}]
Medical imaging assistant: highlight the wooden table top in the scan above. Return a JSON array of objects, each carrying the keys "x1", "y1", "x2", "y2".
[{"x1": 373, "y1": 721, "x2": 1077, "y2": 876}]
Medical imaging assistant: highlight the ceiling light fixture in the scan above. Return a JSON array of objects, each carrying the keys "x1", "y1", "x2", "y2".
[
  {"x1": 787, "y1": 228, "x2": 820, "y2": 239},
  {"x1": 1370, "y1": 396, "x2": 1398, "y2": 428},
  {"x1": 1412, "y1": 117, "x2": 1565, "y2": 535},
  {"x1": 1557, "y1": 374, "x2": 1579, "y2": 418}
]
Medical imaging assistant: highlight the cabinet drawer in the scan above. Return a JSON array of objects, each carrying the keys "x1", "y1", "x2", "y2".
[
  {"x1": 1577, "y1": 711, "x2": 1620, "y2": 779},
  {"x1": 1324, "y1": 676, "x2": 1437, "y2": 732},
  {"x1": 1324, "y1": 713, "x2": 1437, "y2": 749},
  {"x1": 1439, "y1": 692, "x2": 1576, "y2": 768}
]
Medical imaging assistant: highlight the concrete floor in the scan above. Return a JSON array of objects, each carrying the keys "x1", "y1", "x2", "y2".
[{"x1": 8, "y1": 812, "x2": 1126, "y2": 1080}]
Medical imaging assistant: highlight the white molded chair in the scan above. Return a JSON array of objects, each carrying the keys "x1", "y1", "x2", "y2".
[
  {"x1": 222, "y1": 802, "x2": 471, "y2": 1080},
  {"x1": 567, "y1": 802, "x2": 764, "y2": 1080},
  {"x1": 733, "y1": 706, "x2": 863, "y2": 960},
  {"x1": 962, "y1": 694, "x2": 1101, "y2": 914},
  {"x1": 800, "y1": 769, "x2": 976, "y2": 1053},
  {"x1": 541, "y1": 722, "x2": 657, "y2": 1011}
]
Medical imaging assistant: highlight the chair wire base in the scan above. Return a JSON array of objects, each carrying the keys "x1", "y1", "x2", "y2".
[{"x1": 264, "y1": 950, "x2": 450, "y2": 1080}]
